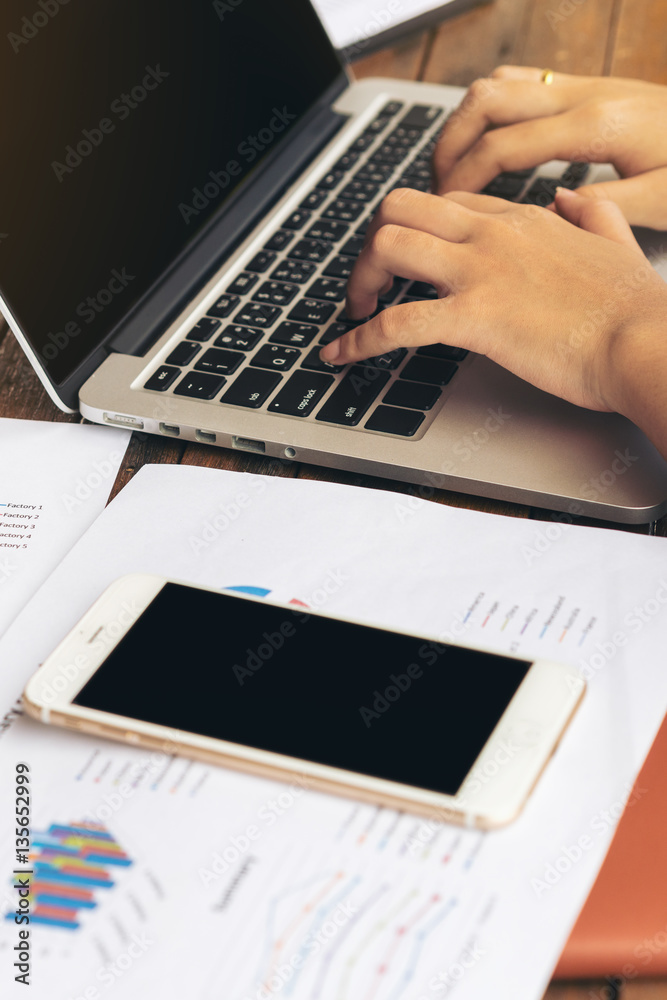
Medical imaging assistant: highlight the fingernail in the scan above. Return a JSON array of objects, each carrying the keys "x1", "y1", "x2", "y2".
[
  {"x1": 320, "y1": 341, "x2": 341, "y2": 363},
  {"x1": 555, "y1": 186, "x2": 577, "y2": 198}
]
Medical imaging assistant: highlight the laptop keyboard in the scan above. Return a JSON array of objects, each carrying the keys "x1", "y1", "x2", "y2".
[{"x1": 143, "y1": 100, "x2": 590, "y2": 439}]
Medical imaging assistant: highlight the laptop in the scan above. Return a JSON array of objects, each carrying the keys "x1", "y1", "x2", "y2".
[{"x1": 2, "y1": 0, "x2": 666, "y2": 524}]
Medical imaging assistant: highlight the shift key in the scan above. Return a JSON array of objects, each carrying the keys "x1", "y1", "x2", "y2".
[{"x1": 315, "y1": 365, "x2": 389, "y2": 426}]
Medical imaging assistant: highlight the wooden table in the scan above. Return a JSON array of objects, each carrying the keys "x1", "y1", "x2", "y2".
[{"x1": 1, "y1": 1, "x2": 665, "y2": 996}]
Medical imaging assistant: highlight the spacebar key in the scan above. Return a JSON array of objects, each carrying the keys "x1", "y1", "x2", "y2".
[{"x1": 315, "y1": 365, "x2": 389, "y2": 426}]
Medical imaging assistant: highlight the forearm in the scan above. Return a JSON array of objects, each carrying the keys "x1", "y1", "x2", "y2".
[{"x1": 605, "y1": 309, "x2": 667, "y2": 462}]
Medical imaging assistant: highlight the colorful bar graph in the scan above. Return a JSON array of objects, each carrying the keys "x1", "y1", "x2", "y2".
[{"x1": 6, "y1": 821, "x2": 133, "y2": 932}]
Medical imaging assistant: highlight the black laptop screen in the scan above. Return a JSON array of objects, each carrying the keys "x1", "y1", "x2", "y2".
[{"x1": 0, "y1": 0, "x2": 341, "y2": 386}]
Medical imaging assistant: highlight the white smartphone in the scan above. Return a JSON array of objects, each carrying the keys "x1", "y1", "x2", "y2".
[{"x1": 23, "y1": 574, "x2": 585, "y2": 829}]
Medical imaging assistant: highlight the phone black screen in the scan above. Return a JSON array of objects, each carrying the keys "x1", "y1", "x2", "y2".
[{"x1": 74, "y1": 584, "x2": 531, "y2": 796}]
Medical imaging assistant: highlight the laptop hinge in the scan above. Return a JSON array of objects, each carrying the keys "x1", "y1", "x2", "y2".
[{"x1": 107, "y1": 72, "x2": 350, "y2": 359}]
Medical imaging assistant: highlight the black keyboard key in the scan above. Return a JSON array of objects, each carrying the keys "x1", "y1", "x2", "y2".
[
  {"x1": 407, "y1": 281, "x2": 438, "y2": 300},
  {"x1": 348, "y1": 132, "x2": 376, "y2": 153},
  {"x1": 268, "y1": 370, "x2": 334, "y2": 416},
  {"x1": 174, "y1": 371, "x2": 226, "y2": 399},
  {"x1": 355, "y1": 163, "x2": 394, "y2": 184},
  {"x1": 165, "y1": 341, "x2": 200, "y2": 367},
  {"x1": 300, "y1": 189, "x2": 327, "y2": 211},
  {"x1": 187, "y1": 317, "x2": 221, "y2": 342},
  {"x1": 400, "y1": 356, "x2": 458, "y2": 386},
  {"x1": 307, "y1": 278, "x2": 346, "y2": 302},
  {"x1": 288, "y1": 298, "x2": 336, "y2": 325},
  {"x1": 366, "y1": 115, "x2": 391, "y2": 134},
  {"x1": 300, "y1": 347, "x2": 345, "y2": 374},
  {"x1": 385, "y1": 127, "x2": 421, "y2": 149},
  {"x1": 355, "y1": 217, "x2": 373, "y2": 237},
  {"x1": 208, "y1": 294, "x2": 239, "y2": 318},
  {"x1": 339, "y1": 180, "x2": 380, "y2": 202},
  {"x1": 323, "y1": 257, "x2": 354, "y2": 280},
  {"x1": 521, "y1": 177, "x2": 559, "y2": 206},
  {"x1": 383, "y1": 380, "x2": 441, "y2": 410},
  {"x1": 306, "y1": 220, "x2": 349, "y2": 243},
  {"x1": 270, "y1": 321, "x2": 318, "y2": 347},
  {"x1": 226, "y1": 272, "x2": 259, "y2": 296},
  {"x1": 333, "y1": 152, "x2": 361, "y2": 172},
  {"x1": 264, "y1": 230, "x2": 294, "y2": 252},
  {"x1": 366, "y1": 405, "x2": 425, "y2": 437},
  {"x1": 317, "y1": 170, "x2": 344, "y2": 191},
  {"x1": 482, "y1": 174, "x2": 525, "y2": 199},
  {"x1": 283, "y1": 209, "x2": 311, "y2": 230},
  {"x1": 560, "y1": 161, "x2": 590, "y2": 187},
  {"x1": 289, "y1": 239, "x2": 332, "y2": 263},
  {"x1": 370, "y1": 146, "x2": 406, "y2": 166},
  {"x1": 253, "y1": 281, "x2": 299, "y2": 306},
  {"x1": 271, "y1": 259, "x2": 316, "y2": 284},
  {"x1": 214, "y1": 325, "x2": 263, "y2": 351},
  {"x1": 380, "y1": 101, "x2": 404, "y2": 117},
  {"x1": 399, "y1": 104, "x2": 443, "y2": 130},
  {"x1": 234, "y1": 303, "x2": 282, "y2": 328},
  {"x1": 250, "y1": 344, "x2": 301, "y2": 372},
  {"x1": 247, "y1": 250, "x2": 276, "y2": 272},
  {"x1": 358, "y1": 348, "x2": 407, "y2": 371},
  {"x1": 394, "y1": 175, "x2": 430, "y2": 192},
  {"x1": 319, "y1": 322, "x2": 347, "y2": 345},
  {"x1": 316, "y1": 366, "x2": 390, "y2": 426},
  {"x1": 144, "y1": 365, "x2": 180, "y2": 392},
  {"x1": 340, "y1": 235, "x2": 365, "y2": 257},
  {"x1": 195, "y1": 348, "x2": 244, "y2": 376},
  {"x1": 416, "y1": 344, "x2": 468, "y2": 362},
  {"x1": 404, "y1": 163, "x2": 431, "y2": 181},
  {"x1": 322, "y1": 199, "x2": 364, "y2": 223},
  {"x1": 220, "y1": 368, "x2": 281, "y2": 409}
]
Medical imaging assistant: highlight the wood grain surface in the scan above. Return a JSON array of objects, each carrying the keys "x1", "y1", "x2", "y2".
[{"x1": 1, "y1": 3, "x2": 666, "y2": 995}]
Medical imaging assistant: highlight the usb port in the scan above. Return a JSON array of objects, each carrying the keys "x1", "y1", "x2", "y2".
[
  {"x1": 196, "y1": 429, "x2": 216, "y2": 444},
  {"x1": 232, "y1": 436, "x2": 265, "y2": 454}
]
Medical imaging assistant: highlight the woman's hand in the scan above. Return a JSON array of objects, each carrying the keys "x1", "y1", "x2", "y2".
[
  {"x1": 320, "y1": 187, "x2": 667, "y2": 423},
  {"x1": 432, "y1": 66, "x2": 667, "y2": 229}
]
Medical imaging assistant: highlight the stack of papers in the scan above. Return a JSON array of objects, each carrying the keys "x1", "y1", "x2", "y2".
[{"x1": 1, "y1": 462, "x2": 666, "y2": 999}]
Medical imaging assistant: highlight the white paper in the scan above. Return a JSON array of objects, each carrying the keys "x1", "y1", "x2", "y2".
[
  {"x1": 1, "y1": 463, "x2": 666, "y2": 1000},
  {"x1": 312, "y1": 0, "x2": 459, "y2": 51},
  {"x1": 0, "y1": 419, "x2": 130, "y2": 643}
]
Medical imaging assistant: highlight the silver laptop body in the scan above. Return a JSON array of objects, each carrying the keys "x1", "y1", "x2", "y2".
[{"x1": 2, "y1": 4, "x2": 666, "y2": 523}]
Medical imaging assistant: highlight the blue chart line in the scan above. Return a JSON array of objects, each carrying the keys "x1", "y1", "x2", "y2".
[
  {"x1": 385, "y1": 898, "x2": 457, "y2": 1000},
  {"x1": 311, "y1": 884, "x2": 390, "y2": 1000},
  {"x1": 285, "y1": 876, "x2": 361, "y2": 996},
  {"x1": 254, "y1": 869, "x2": 339, "y2": 986}
]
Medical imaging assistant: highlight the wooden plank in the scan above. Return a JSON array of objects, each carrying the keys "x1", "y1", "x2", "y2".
[
  {"x1": 608, "y1": 0, "x2": 667, "y2": 83},
  {"x1": 421, "y1": 0, "x2": 530, "y2": 87},
  {"x1": 517, "y1": 0, "x2": 616, "y2": 76},
  {"x1": 350, "y1": 30, "x2": 430, "y2": 81},
  {"x1": 0, "y1": 329, "x2": 79, "y2": 423}
]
